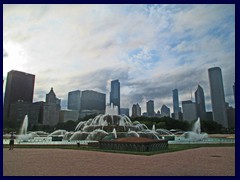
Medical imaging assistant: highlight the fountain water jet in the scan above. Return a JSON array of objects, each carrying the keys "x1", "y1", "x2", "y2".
[
  {"x1": 192, "y1": 118, "x2": 201, "y2": 134},
  {"x1": 105, "y1": 103, "x2": 118, "y2": 115},
  {"x1": 152, "y1": 124, "x2": 156, "y2": 131},
  {"x1": 112, "y1": 128, "x2": 117, "y2": 139},
  {"x1": 181, "y1": 118, "x2": 208, "y2": 140},
  {"x1": 17, "y1": 115, "x2": 35, "y2": 141},
  {"x1": 20, "y1": 115, "x2": 28, "y2": 135}
]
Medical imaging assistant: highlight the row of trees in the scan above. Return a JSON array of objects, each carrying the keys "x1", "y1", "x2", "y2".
[
  {"x1": 3, "y1": 114, "x2": 234, "y2": 134},
  {"x1": 132, "y1": 116, "x2": 234, "y2": 134}
]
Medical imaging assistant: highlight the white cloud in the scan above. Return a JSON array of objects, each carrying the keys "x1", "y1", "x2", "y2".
[{"x1": 3, "y1": 4, "x2": 235, "y2": 114}]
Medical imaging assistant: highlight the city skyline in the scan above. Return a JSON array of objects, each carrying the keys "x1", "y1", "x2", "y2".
[{"x1": 3, "y1": 4, "x2": 235, "y2": 113}]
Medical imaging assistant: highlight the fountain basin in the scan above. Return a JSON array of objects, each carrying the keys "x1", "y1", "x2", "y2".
[
  {"x1": 99, "y1": 137, "x2": 168, "y2": 152},
  {"x1": 163, "y1": 135, "x2": 175, "y2": 141}
]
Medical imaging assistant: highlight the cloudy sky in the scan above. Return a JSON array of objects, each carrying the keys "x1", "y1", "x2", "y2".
[{"x1": 3, "y1": 4, "x2": 235, "y2": 114}]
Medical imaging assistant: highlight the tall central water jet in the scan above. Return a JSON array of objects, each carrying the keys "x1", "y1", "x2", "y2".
[
  {"x1": 17, "y1": 114, "x2": 35, "y2": 141},
  {"x1": 105, "y1": 103, "x2": 118, "y2": 115},
  {"x1": 20, "y1": 114, "x2": 28, "y2": 135},
  {"x1": 182, "y1": 118, "x2": 208, "y2": 140},
  {"x1": 192, "y1": 118, "x2": 201, "y2": 134}
]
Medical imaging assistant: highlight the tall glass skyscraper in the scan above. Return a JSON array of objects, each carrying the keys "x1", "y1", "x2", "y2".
[
  {"x1": 110, "y1": 80, "x2": 120, "y2": 114},
  {"x1": 195, "y1": 85, "x2": 206, "y2": 120},
  {"x1": 208, "y1": 67, "x2": 228, "y2": 128},
  {"x1": 172, "y1": 89, "x2": 179, "y2": 120}
]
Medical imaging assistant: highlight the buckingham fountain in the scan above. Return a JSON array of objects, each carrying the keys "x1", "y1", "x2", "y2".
[
  {"x1": 3, "y1": 104, "x2": 235, "y2": 148},
  {"x1": 47, "y1": 104, "x2": 173, "y2": 143}
]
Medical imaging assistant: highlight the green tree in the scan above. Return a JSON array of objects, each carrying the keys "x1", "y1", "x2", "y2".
[
  {"x1": 200, "y1": 120, "x2": 226, "y2": 134},
  {"x1": 55, "y1": 120, "x2": 76, "y2": 131}
]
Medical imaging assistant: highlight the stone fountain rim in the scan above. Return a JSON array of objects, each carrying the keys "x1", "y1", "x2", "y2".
[{"x1": 100, "y1": 137, "x2": 167, "y2": 143}]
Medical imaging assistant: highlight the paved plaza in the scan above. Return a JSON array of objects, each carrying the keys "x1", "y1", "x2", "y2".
[{"x1": 3, "y1": 147, "x2": 235, "y2": 176}]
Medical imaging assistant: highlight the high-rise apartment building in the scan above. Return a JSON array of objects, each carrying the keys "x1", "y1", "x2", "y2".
[
  {"x1": 132, "y1": 103, "x2": 141, "y2": 117},
  {"x1": 146, "y1": 100, "x2": 155, "y2": 117},
  {"x1": 161, "y1": 104, "x2": 170, "y2": 117},
  {"x1": 195, "y1": 85, "x2": 206, "y2": 120},
  {"x1": 172, "y1": 89, "x2": 180, "y2": 120},
  {"x1": 3, "y1": 70, "x2": 35, "y2": 123},
  {"x1": 208, "y1": 67, "x2": 228, "y2": 128},
  {"x1": 110, "y1": 80, "x2": 120, "y2": 114}
]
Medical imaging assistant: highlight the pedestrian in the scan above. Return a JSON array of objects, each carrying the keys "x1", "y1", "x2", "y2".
[{"x1": 9, "y1": 132, "x2": 15, "y2": 150}]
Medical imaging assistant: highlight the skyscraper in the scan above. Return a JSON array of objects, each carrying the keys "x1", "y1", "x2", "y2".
[
  {"x1": 3, "y1": 70, "x2": 35, "y2": 122},
  {"x1": 9, "y1": 101, "x2": 43, "y2": 127},
  {"x1": 182, "y1": 100, "x2": 197, "y2": 122},
  {"x1": 81, "y1": 90, "x2": 106, "y2": 112},
  {"x1": 68, "y1": 89, "x2": 106, "y2": 117},
  {"x1": 68, "y1": 90, "x2": 81, "y2": 111},
  {"x1": 110, "y1": 80, "x2": 120, "y2": 114},
  {"x1": 43, "y1": 88, "x2": 61, "y2": 126},
  {"x1": 120, "y1": 108, "x2": 129, "y2": 116},
  {"x1": 146, "y1": 100, "x2": 155, "y2": 117},
  {"x1": 195, "y1": 85, "x2": 206, "y2": 120},
  {"x1": 161, "y1": 104, "x2": 170, "y2": 117},
  {"x1": 172, "y1": 89, "x2": 180, "y2": 120},
  {"x1": 208, "y1": 67, "x2": 228, "y2": 128},
  {"x1": 132, "y1": 103, "x2": 141, "y2": 117}
]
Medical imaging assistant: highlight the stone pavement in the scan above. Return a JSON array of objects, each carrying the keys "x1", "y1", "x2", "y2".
[{"x1": 3, "y1": 147, "x2": 235, "y2": 176}]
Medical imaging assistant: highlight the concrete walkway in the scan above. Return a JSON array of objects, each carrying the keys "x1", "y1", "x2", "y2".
[{"x1": 3, "y1": 147, "x2": 235, "y2": 176}]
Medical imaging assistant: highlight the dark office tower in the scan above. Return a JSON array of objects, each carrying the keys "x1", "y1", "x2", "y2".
[
  {"x1": 208, "y1": 67, "x2": 228, "y2": 128},
  {"x1": 172, "y1": 89, "x2": 179, "y2": 120},
  {"x1": 110, "y1": 80, "x2": 120, "y2": 114},
  {"x1": 195, "y1": 85, "x2": 206, "y2": 120},
  {"x1": 3, "y1": 70, "x2": 35, "y2": 122},
  {"x1": 147, "y1": 100, "x2": 155, "y2": 117},
  {"x1": 68, "y1": 90, "x2": 81, "y2": 111},
  {"x1": 81, "y1": 90, "x2": 106, "y2": 112},
  {"x1": 233, "y1": 82, "x2": 235, "y2": 104}
]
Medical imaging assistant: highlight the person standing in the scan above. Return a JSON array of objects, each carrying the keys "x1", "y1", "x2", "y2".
[{"x1": 9, "y1": 133, "x2": 15, "y2": 150}]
